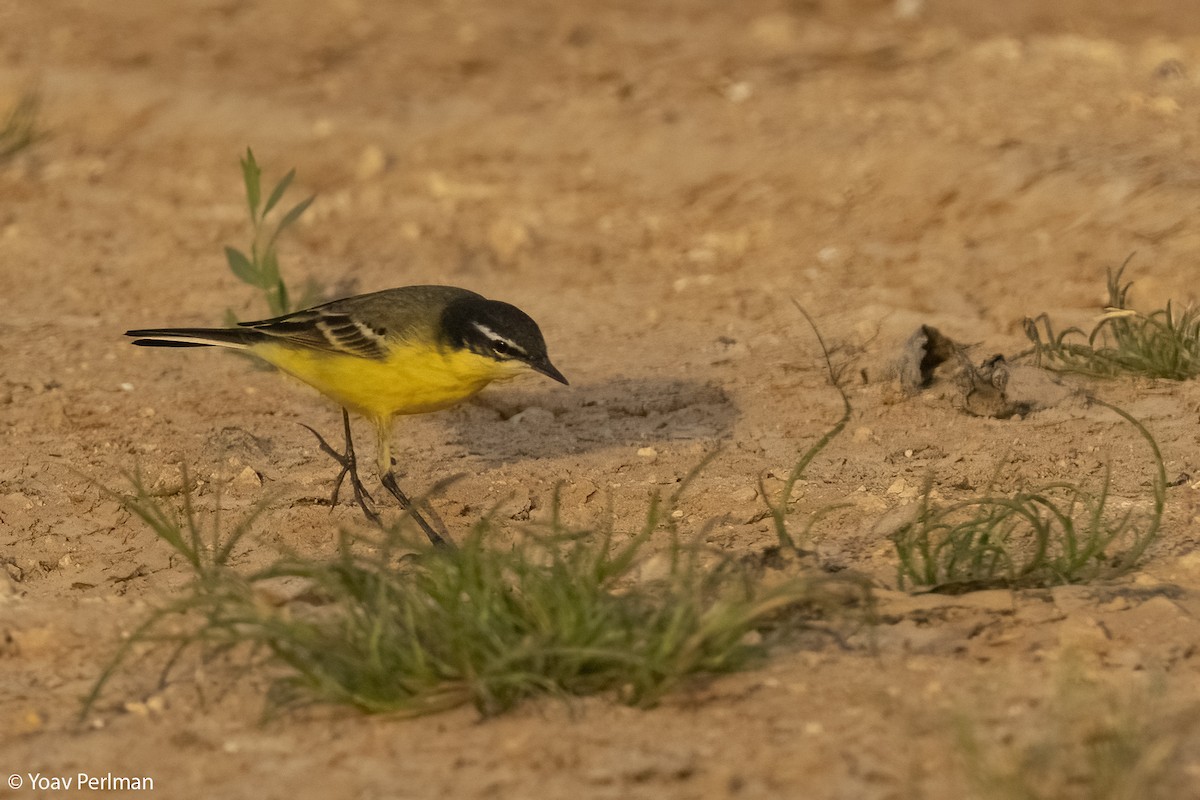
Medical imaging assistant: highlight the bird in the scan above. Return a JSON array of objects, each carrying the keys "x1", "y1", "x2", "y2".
[{"x1": 126, "y1": 285, "x2": 568, "y2": 548}]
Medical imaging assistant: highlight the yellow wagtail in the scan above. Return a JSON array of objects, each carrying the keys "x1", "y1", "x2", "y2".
[{"x1": 126, "y1": 285, "x2": 568, "y2": 548}]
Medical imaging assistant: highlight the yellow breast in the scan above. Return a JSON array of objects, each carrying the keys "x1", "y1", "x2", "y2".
[{"x1": 251, "y1": 341, "x2": 522, "y2": 422}]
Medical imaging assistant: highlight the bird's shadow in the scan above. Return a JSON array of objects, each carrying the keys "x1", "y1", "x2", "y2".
[{"x1": 435, "y1": 377, "x2": 739, "y2": 465}]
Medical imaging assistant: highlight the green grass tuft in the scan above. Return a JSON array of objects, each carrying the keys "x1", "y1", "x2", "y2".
[
  {"x1": 892, "y1": 401, "x2": 1164, "y2": 592},
  {"x1": 1025, "y1": 260, "x2": 1200, "y2": 380},
  {"x1": 87, "y1": 476, "x2": 871, "y2": 718}
]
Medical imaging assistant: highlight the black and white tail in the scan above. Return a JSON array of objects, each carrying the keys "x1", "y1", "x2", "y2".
[{"x1": 125, "y1": 327, "x2": 267, "y2": 349}]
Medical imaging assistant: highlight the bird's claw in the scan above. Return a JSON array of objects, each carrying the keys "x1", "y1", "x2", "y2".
[{"x1": 299, "y1": 415, "x2": 380, "y2": 525}]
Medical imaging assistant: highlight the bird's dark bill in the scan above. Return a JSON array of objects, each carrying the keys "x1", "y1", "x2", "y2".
[{"x1": 531, "y1": 358, "x2": 569, "y2": 385}]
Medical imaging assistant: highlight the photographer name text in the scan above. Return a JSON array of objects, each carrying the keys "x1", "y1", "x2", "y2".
[{"x1": 9, "y1": 773, "x2": 154, "y2": 792}]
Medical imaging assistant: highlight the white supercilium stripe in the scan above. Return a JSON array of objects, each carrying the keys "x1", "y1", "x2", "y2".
[{"x1": 471, "y1": 322, "x2": 527, "y2": 355}]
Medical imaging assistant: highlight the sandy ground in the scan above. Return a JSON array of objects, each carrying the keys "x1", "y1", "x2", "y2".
[{"x1": 4, "y1": 1, "x2": 1200, "y2": 797}]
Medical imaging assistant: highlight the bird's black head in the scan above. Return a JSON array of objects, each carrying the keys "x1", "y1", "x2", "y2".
[{"x1": 441, "y1": 296, "x2": 568, "y2": 385}]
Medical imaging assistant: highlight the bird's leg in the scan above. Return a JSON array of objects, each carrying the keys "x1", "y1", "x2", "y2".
[
  {"x1": 375, "y1": 419, "x2": 454, "y2": 550},
  {"x1": 299, "y1": 409, "x2": 381, "y2": 526},
  {"x1": 380, "y1": 470, "x2": 453, "y2": 550}
]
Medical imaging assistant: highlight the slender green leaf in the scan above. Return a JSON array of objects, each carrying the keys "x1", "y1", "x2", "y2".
[
  {"x1": 240, "y1": 148, "x2": 262, "y2": 222},
  {"x1": 224, "y1": 246, "x2": 258, "y2": 284},
  {"x1": 263, "y1": 168, "x2": 296, "y2": 218},
  {"x1": 273, "y1": 195, "x2": 315, "y2": 241}
]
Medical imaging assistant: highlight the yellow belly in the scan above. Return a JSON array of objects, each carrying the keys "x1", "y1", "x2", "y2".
[{"x1": 251, "y1": 341, "x2": 520, "y2": 422}]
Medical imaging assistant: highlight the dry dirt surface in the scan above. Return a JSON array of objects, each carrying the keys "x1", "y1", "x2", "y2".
[{"x1": 5, "y1": 1, "x2": 1200, "y2": 798}]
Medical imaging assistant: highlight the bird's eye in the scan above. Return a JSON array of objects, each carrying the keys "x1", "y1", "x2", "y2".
[{"x1": 491, "y1": 340, "x2": 512, "y2": 356}]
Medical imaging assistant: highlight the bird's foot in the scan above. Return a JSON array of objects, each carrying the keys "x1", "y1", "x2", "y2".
[
  {"x1": 381, "y1": 471, "x2": 454, "y2": 551},
  {"x1": 299, "y1": 415, "x2": 381, "y2": 527}
]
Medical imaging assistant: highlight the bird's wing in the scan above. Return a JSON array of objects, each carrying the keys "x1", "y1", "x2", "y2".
[
  {"x1": 243, "y1": 308, "x2": 391, "y2": 359},
  {"x1": 239, "y1": 286, "x2": 483, "y2": 360}
]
